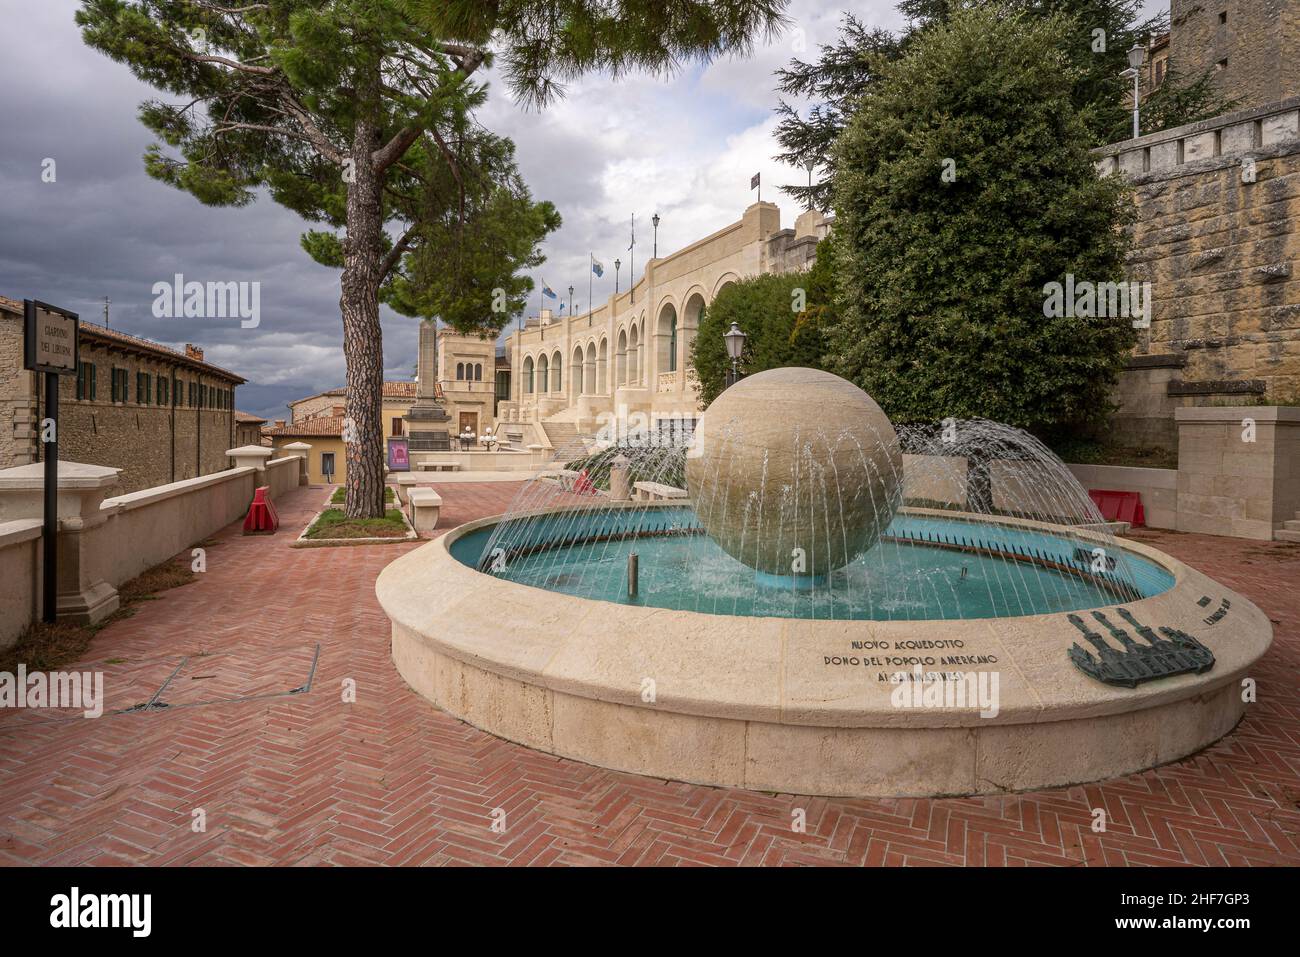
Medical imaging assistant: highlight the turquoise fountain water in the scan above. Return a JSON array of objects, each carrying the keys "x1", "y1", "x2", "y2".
[{"x1": 457, "y1": 412, "x2": 1174, "y2": 621}]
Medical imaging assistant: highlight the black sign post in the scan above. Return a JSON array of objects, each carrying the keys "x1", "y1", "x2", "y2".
[{"x1": 23, "y1": 300, "x2": 79, "y2": 624}]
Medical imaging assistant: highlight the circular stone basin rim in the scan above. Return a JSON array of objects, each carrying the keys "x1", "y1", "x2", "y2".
[
  {"x1": 379, "y1": 509, "x2": 1268, "y2": 728},
  {"x1": 377, "y1": 509, "x2": 1271, "y2": 797}
]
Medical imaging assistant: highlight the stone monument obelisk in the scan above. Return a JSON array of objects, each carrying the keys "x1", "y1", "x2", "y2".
[{"x1": 406, "y1": 319, "x2": 450, "y2": 449}]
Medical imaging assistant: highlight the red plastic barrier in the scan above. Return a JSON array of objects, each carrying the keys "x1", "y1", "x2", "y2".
[
  {"x1": 1087, "y1": 488, "x2": 1145, "y2": 527},
  {"x1": 243, "y1": 485, "x2": 279, "y2": 534},
  {"x1": 573, "y1": 469, "x2": 596, "y2": 495}
]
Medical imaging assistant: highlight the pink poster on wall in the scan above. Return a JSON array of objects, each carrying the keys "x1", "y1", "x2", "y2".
[{"x1": 387, "y1": 436, "x2": 410, "y2": 471}]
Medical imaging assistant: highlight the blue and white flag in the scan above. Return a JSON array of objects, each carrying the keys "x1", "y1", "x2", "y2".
[
  {"x1": 541, "y1": 280, "x2": 557, "y2": 300},
  {"x1": 592, "y1": 257, "x2": 604, "y2": 278}
]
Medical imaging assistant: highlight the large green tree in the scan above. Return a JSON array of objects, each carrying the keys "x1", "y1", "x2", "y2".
[
  {"x1": 776, "y1": 0, "x2": 1236, "y2": 210},
  {"x1": 77, "y1": 0, "x2": 788, "y2": 517},
  {"x1": 828, "y1": 5, "x2": 1136, "y2": 439}
]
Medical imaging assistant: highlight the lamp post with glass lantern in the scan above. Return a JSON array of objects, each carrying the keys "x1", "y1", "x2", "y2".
[
  {"x1": 724, "y1": 321, "x2": 747, "y2": 388},
  {"x1": 1125, "y1": 43, "x2": 1146, "y2": 139},
  {"x1": 652, "y1": 213, "x2": 660, "y2": 258}
]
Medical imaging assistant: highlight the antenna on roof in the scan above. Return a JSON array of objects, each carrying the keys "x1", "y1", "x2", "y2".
[{"x1": 103, "y1": 296, "x2": 110, "y2": 327}]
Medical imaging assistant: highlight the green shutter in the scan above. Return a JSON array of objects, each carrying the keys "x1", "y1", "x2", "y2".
[
  {"x1": 89, "y1": 363, "x2": 96, "y2": 400},
  {"x1": 76, "y1": 362, "x2": 85, "y2": 400}
]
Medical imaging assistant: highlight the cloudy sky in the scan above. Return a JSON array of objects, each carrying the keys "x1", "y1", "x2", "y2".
[{"x1": 0, "y1": 1, "x2": 1155, "y2": 420}]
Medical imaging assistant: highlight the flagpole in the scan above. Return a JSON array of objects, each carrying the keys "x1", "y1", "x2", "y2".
[
  {"x1": 629, "y1": 214, "x2": 635, "y2": 306},
  {"x1": 588, "y1": 253, "x2": 593, "y2": 328}
]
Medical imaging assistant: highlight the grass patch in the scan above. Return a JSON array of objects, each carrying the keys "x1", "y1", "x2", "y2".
[
  {"x1": 330, "y1": 485, "x2": 395, "y2": 505},
  {"x1": 0, "y1": 557, "x2": 197, "y2": 673},
  {"x1": 304, "y1": 507, "x2": 409, "y2": 540}
]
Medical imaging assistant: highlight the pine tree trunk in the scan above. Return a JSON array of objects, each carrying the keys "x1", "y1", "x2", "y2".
[{"x1": 340, "y1": 108, "x2": 386, "y2": 520}]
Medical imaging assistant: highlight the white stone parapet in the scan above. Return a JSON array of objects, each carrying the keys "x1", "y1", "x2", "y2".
[{"x1": 1093, "y1": 96, "x2": 1300, "y2": 179}]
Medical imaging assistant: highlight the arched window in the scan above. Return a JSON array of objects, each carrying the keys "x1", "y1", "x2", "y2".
[
  {"x1": 552, "y1": 352, "x2": 562, "y2": 391},
  {"x1": 456, "y1": 362, "x2": 464, "y2": 380},
  {"x1": 668, "y1": 315, "x2": 678, "y2": 373},
  {"x1": 475, "y1": 363, "x2": 483, "y2": 381},
  {"x1": 523, "y1": 356, "x2": 534, "y2": 394}
]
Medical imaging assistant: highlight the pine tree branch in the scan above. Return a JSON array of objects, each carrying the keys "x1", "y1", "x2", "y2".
[{"x1": 379, "y1": 223, "x2": 419, "y2": 282}]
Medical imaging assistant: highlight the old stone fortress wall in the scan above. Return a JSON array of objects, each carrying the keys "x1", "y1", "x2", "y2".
[{"x1": 1097, "y1": 97, "x2": 1300, "y2": 449}]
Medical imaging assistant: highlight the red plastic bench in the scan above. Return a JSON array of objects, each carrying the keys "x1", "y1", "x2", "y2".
[{"x1": 1087, "y1": 488, "x2": 1144, "y2": 528}]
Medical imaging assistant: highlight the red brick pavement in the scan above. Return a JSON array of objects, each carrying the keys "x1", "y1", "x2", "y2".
[{"x1": 0, "y1": 484, "x2": 1297, "y2": 867}]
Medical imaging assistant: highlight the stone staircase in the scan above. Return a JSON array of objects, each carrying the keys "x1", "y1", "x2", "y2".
[
  {"x1": 1275, "y1": 513, "x2": 1300, "y2": 542},
  {"x1": 540, "y1": 421, "x2": 590, "y2": 464}
]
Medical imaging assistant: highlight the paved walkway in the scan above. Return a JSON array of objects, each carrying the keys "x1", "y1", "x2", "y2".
[{"x1": 0, "y1": 484, "x2": 1296, "y2": 866}]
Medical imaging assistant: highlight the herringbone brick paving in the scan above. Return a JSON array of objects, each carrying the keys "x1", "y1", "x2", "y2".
[{"x1": 0, "y1": 483, "x2": 1296, "y2": 866}]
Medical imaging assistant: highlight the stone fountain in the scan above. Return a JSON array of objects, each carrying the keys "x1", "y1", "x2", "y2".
[{"x1": 376, "y1": 369, "x2": 1272, "y2": 797}]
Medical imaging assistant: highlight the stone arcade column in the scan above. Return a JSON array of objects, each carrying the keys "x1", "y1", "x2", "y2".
[{"x1": 0, "y1": 461, "x2": 122, "y2": 625}]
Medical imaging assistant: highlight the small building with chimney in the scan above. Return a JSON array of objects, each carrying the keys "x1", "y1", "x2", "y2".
[{"x1": 0, "y1": 295, "x2": 246, "y2": 493}]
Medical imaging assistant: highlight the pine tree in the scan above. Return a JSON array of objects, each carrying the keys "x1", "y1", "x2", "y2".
[{"x1": 77, "y1": 0, "x2": 788, "y2": 517}]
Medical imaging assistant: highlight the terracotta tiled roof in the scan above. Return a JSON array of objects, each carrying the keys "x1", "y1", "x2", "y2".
[
  {"x1": 235, "y1": 410, "x2": 266, "y2": 424},
  {"x1": 263, "y1": 415, "x2": 344, "y2": 437},
  {"x1": 288, "y1": 380, "x2": 419, "y2": 406},
  {"x1": 383, "y1": 380, "x2": 417, "y2": 398},
  {"x1": 0, "y1": 295, "x2": 245, "y2": 383}
]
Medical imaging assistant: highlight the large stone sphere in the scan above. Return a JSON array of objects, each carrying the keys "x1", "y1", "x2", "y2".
[{"x1": 686, "y1": 368, "x2": 902, "y2": 577}]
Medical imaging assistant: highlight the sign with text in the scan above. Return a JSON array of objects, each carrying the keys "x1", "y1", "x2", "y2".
[
  {"x1": 387, "y1": 436, "x2": 410, "y2": 472},
  {"x1": 23, "y1": 299, "x2": 79, "y2": 375}
]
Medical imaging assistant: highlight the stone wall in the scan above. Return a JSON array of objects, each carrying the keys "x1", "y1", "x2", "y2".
[
  {"x1": 1094, "y1": 98, "x2": 1300, "y2": 449},
  {"x1": 1170, "y1": 0, "x2": 1298, "y2": 113},
  {"x1": 90, "y1": 467, "x2": 260, "y2": 590},
  {"x1": 0, "y1": 518, "x2": 41, "y2": 648},
  {"x1": 0, "y1": 305, "x2": 38, "y2": 470},
  {"x1": 289, "y1": 392, "x2": 343, "y2": 423}
]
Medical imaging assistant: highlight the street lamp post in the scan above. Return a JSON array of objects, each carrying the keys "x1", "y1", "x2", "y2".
[
  {"x1": 724, "y1": 321, "x2": 747, "y2": 388},
  {"x1": 614, "y1": 258, "x2": 621, "y2": 294},
  {"x1": 804, "y1": 159, "x2": 816, "y2": 210},
  {"x1": 568, "y1": 285, "x2": 574, "y2": 316},
  {"x1": 652, "y1": 212, "x2": 660, "y2": 258},
  {"x1": 1127, "y1": 42, "x2": 1146, "y2": 139}
]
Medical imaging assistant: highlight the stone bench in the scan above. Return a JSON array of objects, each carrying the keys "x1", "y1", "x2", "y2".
[
  {"x1": 393, "y1": 473, "x2": 423, "y2": 505},
  {"x1": 632, "y1": 481, "x2": 688, "y2": 502},
  {"x1": 540, "y1": 468, "x2": 583, "y2": 490},
  {"x1": 407, "y1": 488, "x2": 442, "y2": 533}
]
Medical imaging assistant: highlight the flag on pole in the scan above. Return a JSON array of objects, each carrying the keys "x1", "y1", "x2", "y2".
[
  {"x1": 541, "y1": 280, "x2": 557, "y2": 300},
  {"x1": 750, "y1": 172, "x2": 760, "y2": 190},
  {"x1": 591, "y1": 257, "x2": 604, "y2": 278}
]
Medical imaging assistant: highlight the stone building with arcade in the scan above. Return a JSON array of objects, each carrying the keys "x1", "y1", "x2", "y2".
[{"x1": 499, "y1": 202, "x2": 830, "y2": 451}]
